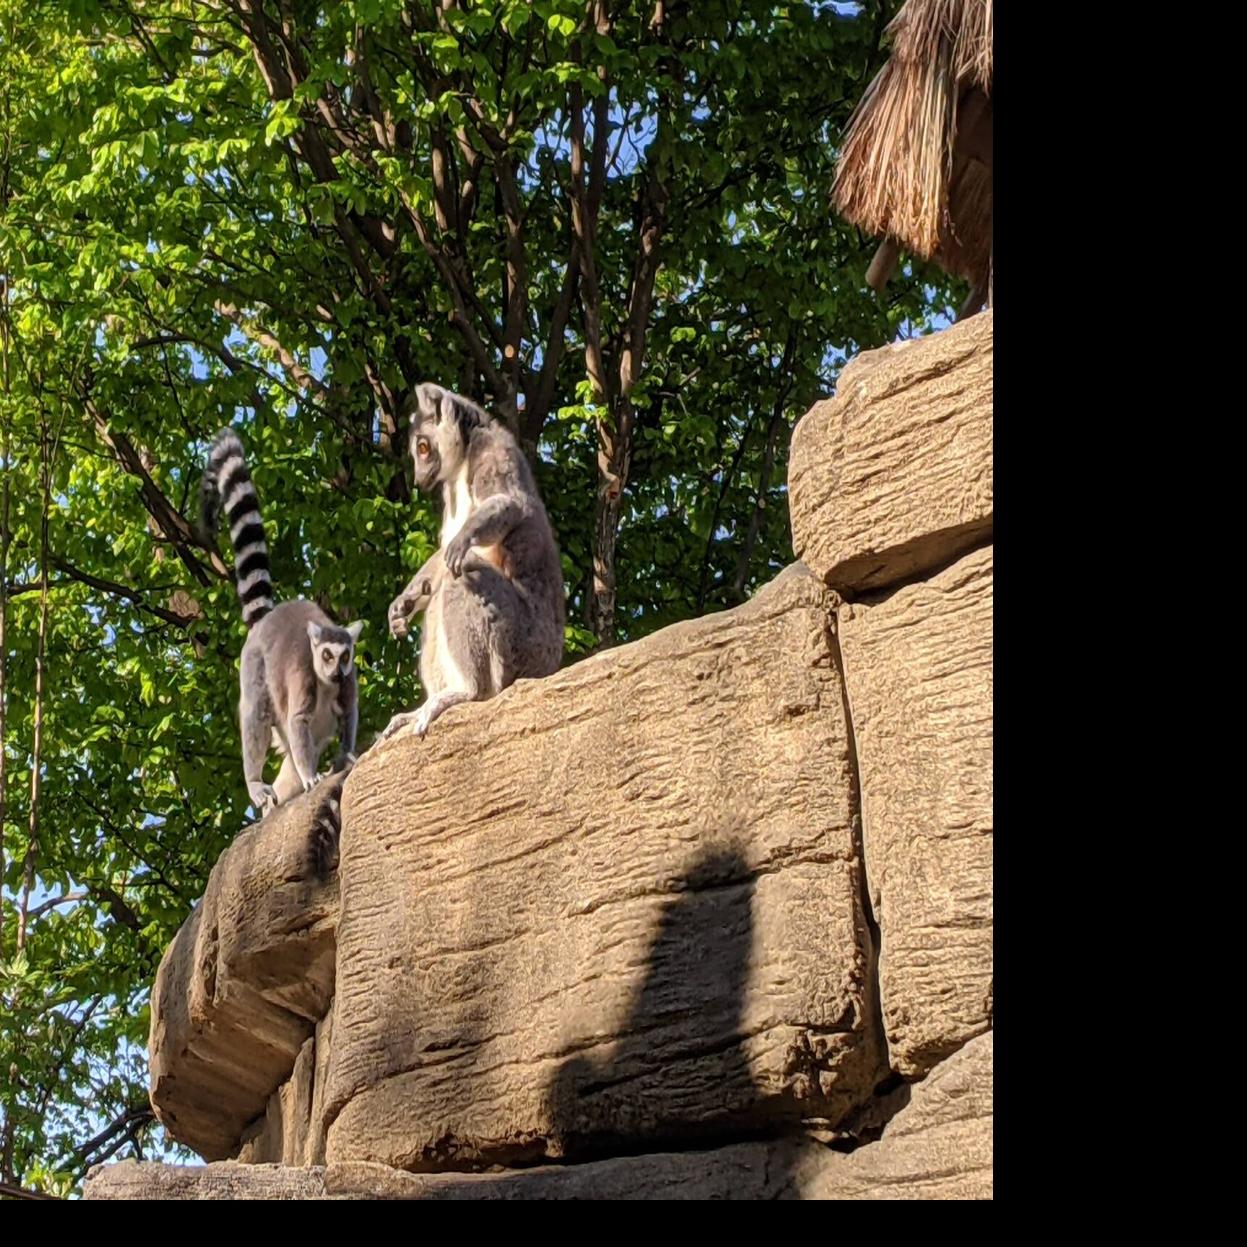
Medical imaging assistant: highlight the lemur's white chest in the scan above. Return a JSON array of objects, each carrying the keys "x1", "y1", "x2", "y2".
[
  {"x1": 440, "y1": 467, "x2": 473, "y2": 546},
  {"x1": 437, "y1": 462, "x2": 506, "y2": 574}
]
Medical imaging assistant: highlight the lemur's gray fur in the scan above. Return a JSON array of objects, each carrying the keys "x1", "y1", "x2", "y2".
[
  {"x1": 202, "y1": 429, "x2": 360, "y2": 815},
  {"x1": 382, "y1": 383, "x2": 565, "y2": 740}
]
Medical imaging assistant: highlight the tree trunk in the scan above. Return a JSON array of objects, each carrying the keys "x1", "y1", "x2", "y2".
[
  {"x1": 589, "y1": 399, "x2": 635, "y2": 643},
  {"x1": 586, "y1": 141, "x2": 669, "y2": 647},
  {"x1": 0, "y1": 278, "x2": 9, "y2": 956},
  {"x1": 17, "y1": 418, "x2": 50, "y2": 954},
  {"x1": 733, "y1": 333, "x2": 797, "y2": 601}
]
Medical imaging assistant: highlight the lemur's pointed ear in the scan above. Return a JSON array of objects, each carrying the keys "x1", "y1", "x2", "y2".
[
  {"x1": 345, "y1": 620, "x2": 364, "y2": 642},
  {"x1": 307, "y1": 621, "x2": 325, "y2": 645},
  {"x1": 439, "y1": 392, "x2": 459, "y2": 426},
  {"x1": 447, "y1": 391, "x2": 485, "y2": 439},
  {"x1": 415, "y1": 382, "x2": 443, "y2": 422}
]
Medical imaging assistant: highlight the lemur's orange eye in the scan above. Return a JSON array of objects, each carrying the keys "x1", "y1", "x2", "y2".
[{"x1": 416, "y1": 438, "x2": 431, "y2": 458}]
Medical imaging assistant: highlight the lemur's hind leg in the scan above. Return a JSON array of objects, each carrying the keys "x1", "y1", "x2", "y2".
[
  {"x1": 409, "y1": 565, "x2": 518, "y2": 738},
  {"x1": 240, "y1": 651, "x2": 277, "y2": 815},
  {"x1": 271, "y1": 753, "x2": 306, "y2": 805}
]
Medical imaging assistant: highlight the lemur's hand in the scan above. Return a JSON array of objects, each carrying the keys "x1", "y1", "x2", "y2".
[
  {"x1": 250, "y1": 782, "x2": 279, "y2": 818},
  {"x1": 444, "y1": 531, "x2": 472, "y2": 577},
  {"x1": 388, "y1": 594, "x2": 414, "y2": 639},
  {"x1": 379, "y1": 711, "x2": 416, "y2": 741}
]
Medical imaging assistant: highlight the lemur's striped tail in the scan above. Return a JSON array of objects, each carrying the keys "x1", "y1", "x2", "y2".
[
  {"x1": 308, "y1": 777, "x2": 344, "y2": 877},
  {"x1": 201, "y1": 429, "x2": 273, "y2": 629}
]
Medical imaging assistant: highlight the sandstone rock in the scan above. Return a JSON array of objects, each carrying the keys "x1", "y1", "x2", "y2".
[
  {"x1": 87, "y1": 1033, "x2": 991, "y2": 1199},
  {"x1": 789, "y1": 312, "x2": 992, "y2": 594},
  {"x1": 234, "y1": 1035, "x2": 314, "y2": 1166},
  {"x1": 324, "y1": 565, "x2": 884, "y2": 1171},
  {"x1": 84, "y1": 1161, "x2": 328, "y2": 1201},
  {"x1": 236, "y1": 1003, "x2": 335, "y2": 1166},
  {"x1": 793, "y1": 1030, "x2": 992, "y2": 1199},
  {"x1": 149, "y1": 786, "x2": 339, "y2": 1159},
  {"x1": 838, "y1": 547, "x2": 993, "y2": 1076},
  {"x1": 334, "y1": 1030, "x2": 994, "y2": 1200}
]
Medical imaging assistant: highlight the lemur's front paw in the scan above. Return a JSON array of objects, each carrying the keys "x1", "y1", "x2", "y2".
[
  {"x1": 251, "y1": 783, "x2": 279, "y2": 817},
  {"x1": 413, "y1": 703, "x2": 435, "y2": 738},
  {"x1": 388, "y1": 596, "x2": 413, "y2": 639},
  {"x1": 444, "y1": 532, "x2": 471, "y2": 577},
  {"x1": 301, "y1": 776, "x2": 317, "y2": 795},
  {"x1": 380, "y1": 712, "x2": 415, "y2": 741},
  {"x1": 331, "y1": 752, "x2": 356, "y2": 775}
]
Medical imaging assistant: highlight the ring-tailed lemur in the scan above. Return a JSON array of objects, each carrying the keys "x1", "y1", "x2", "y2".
[
  {"x1": 381, "y1": 383, "x2": 564, "y2": 741},
  {"x1": 202, "y1": 428, "x2": 360, "y2": 816}
]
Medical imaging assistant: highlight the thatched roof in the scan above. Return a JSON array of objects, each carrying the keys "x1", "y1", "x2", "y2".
[{"x1": 833, "y1": 0, "x2": 993, "y2": 300}]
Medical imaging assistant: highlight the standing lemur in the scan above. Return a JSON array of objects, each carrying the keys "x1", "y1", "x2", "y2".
[
  {"x1": 202, "y1": 429, "x2": 361, "y2": 815},
  {"x1": 382, "y1": 383, "x2": 565, "y2": 740}
]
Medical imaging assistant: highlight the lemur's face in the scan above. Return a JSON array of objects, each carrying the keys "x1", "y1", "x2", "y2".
[
  {"x1": 407, "y1": 382, "x2": 474, "y2": 492},
  {"x1": 410, "y1": 413, "x2": 456, "y2": 492},
  {"x1": 307, "y1": 621, "x2": 363, "y2": 684}
]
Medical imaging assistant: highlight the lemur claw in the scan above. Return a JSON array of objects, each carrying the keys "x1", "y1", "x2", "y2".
[
  {"x1": 380, "y1": 712, "x2": 416, "y2": 741},
  {"x1": 388, "y1": 597, "x2": 413, "y2": 639},
  {"x1": 253, "y1": 784, "x2": 279, "y2": 817},
  {"x1": 444, "y1": 533, "x2": 470, "y2": 578}
]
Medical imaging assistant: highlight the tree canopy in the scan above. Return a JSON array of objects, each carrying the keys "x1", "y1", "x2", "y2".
[{"x1": 0, "y1": 0, "x2": 959, "y2": 1196}]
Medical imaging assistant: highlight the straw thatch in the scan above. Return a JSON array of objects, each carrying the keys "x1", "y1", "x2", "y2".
[{"x1": 833, "y1": 0, "x2": 993, "y2": 302}]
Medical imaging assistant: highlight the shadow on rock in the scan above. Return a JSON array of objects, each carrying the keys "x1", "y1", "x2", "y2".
[{"x1": 545, "y1": 847, "x2": 805, "y2": 1196}]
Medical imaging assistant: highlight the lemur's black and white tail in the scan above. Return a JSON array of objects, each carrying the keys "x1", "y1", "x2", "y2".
[
  {"x1": 201, "y1": 429, "x2": 273, "y2": 629},
  {"x1": 308, "y1": 778, "x2": 344, "y2": 877}
]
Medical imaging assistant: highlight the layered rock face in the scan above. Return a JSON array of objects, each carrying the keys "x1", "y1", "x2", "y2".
[
  {"x1": 788, "y1": 309, "x2": 992, "y2": 592},
  {"x1": 89, "y1": 1033, "x2": 992, "y2": 1200},
  {"x1": 88, "y1": 313, "x2": 992, "y2": 1200},
  {"x1": 147, "y1": 791, "x2": 339, "y2": 1160},
  {"x1": 325, "y1": 565, "x2": 883, "y2": 1172}
]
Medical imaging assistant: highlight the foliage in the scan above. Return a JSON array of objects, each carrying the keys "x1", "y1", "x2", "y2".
[{"x1": 0, "y1": 0, "x2": 959, "y2": 1196}]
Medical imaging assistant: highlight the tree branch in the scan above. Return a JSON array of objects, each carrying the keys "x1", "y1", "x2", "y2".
[
  {"x1": 17, "y1": 415, "x2": 52, "y2": 953},
  {"x1": 70, "y1": 1101, "x2": 154, "y2": 1168},
  {"x1": 0, "y1": 1179, "x2": 61, "y2": 1201},
  {"x1": 398, "y1": 188, "x2": 508, "y2": 396},
  {"x1": 569, "y1": 82, "x2": 609, "y2": 406},
  {"x1": 35, "y1": 997, "x2": 103, "y2": 1120},
  {"x1": 48, "y1": 556, "x2": 198, "y2": 628},
  {"x1": 733, "y1": 332, "x2": 798, "y2": 600},
  {"x1": 92, "y1": 883, "x2": 143, "y2": 933},
  {"x1": 526, "y1": 251, "x2": 580, "y2": 450},
  {"x1": 696, "y1": 416, "x2": 758, "y2": 612},
  {"x1": 81, "y1": 388, "x2": 226, "y2": 584},
  {"x1": 2, "y1": 576, "x2": 71, "y2": 597},
  {"x1": 588, "y1": 60, "x2": 673, "y2": 643},
  {"x1": 24, "y1": 891, "x2": 88, "y2": 920},
  {"x1": 212, "y1": 301, "x2": 328, "y2": 394}
]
